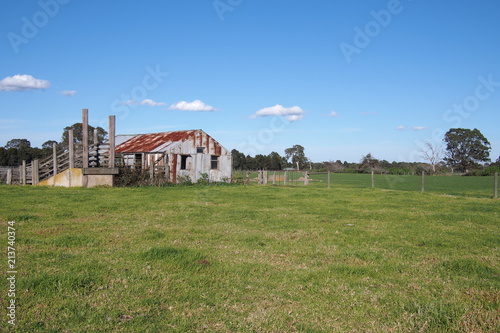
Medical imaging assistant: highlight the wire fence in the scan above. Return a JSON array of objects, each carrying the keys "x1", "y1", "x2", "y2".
[{"x1": 232, "y1": 171, "x2": 499, "y2": 199}]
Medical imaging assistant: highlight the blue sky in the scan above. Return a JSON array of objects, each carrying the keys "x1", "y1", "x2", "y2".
[{"x1": 1, "y1": 0, "x2": 499, "y2": 163}]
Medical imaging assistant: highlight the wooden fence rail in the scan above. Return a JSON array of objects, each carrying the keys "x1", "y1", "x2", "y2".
[
  {"x1": 17, "y1": 139, "x2": 109, "y2": 185},
  {"x1": 2, "y1": 110, "x2": 117, "y2": 186}
]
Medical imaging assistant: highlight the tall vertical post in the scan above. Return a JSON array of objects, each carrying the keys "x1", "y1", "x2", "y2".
[
  {"x1": 494, "y1": 172, "x2": 498, "y2": 199},
  {"x1": 32, "y1": 159, "x2": 39, "y2": 185},
  {"x1": 68, "y1": 129, "x2": 74, "y2": 169},
  {"x1": 82, "y1": 109, "x2": 89, "y2": 168},
  {"x1": 421, "y1": 171, "x2": 425, "y2": 192},
  {"x1": 284, "y1": 171, "x2": 288, "y2": 186},
  {"x1": 109, "y1": 115, "x2": 116, "y2": 168},
  {"x1": 82, "y1": 109, "x2": 89, "y2": 187},
  {"x1": 92, "y1": 128, "x2": 99, "y2": 167},
  {"x1": 272, "y1": 171, "x2": 276, "y2": 185},
  {"x1": 371, "y1": 171, "x2": 375, "y2": 188},
  {"x1": 52, "y1": 142, "x2": 58, "y2": 176},
  {"x1": 6, "y1": 169, "x2": 12, "y2": 185},
  {"x1": 21, "y1": 160, "x2": 26, "y2": 185},
  {"x1": 328, "y1": 171, "x2": 331, "y2": 189}
]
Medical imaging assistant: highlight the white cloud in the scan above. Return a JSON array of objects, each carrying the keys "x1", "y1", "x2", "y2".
[
  {"x1": 413, "y1": 126, "x2": 428, "y2": 131},
  {"x1": 0, "y1": 74, "x2": 50, "y2": 91},
  {"x1": 250, "y1": 104, "x2": 305, "y2": 122},
  {"x1": 330, "y1": 111, "x2": 339, "y2": 117},
  {"x1": 169, "y1": 100, "x2": 216, "y2": 111},
  {"x1": 119, "y1": 99, "x2": 166, "y2": 107},
  {"x1": 140, "y1": 99, "x2": 166, "y2": 107},
  {"x1": 286, "y1": 114, "x2": 304, "y2": 122},
  {"x1": 396, "y1": 125, "x2": 406, "y2": 130},
  {"x1": 60, "y1": 90, "x2": 77, "y2": 96}
]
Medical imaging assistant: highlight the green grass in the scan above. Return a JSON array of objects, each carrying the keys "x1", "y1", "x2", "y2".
[
  {"x1": 314, "y1": 173, "x2": 497, "y2": 198},
  {"x1": 1, "y1": 184, "x2": 499, "y2": 332},
  {"x1": 235, "y1": 171, "x2": 497, "y2": 198}
]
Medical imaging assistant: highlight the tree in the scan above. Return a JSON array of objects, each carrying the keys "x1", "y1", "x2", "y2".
[
  {"x1": 419, "y1": 142, "x2": 444, "y2": 173},
  {"x1": 0, "y1": 147, "x2": 7, "y2": 166},
  {"x1": 268, "y1": 151, "x2": 285, "y2": 170},
  {"x1": 42, "y1": 140, "x2": 59, "y2": 149},
  {"x1": 231, "y1": 149, "x2": 246, "y2": 170},
  {"x1": 359, "y1": 153, "x2": 379, "y2": 171},
  {"x1": 41, "y1": 140, "x2": 60, "y2": 157},
  {"x1": 5, "y1": 139, "x2": 33, "y2": 165},
  {"x1": 443, "y1": 128, "x2": 491, "y2": 172},
  {"x1": 1, "y1": 139, "x2": 45, "y2": 166},
  {"x1": 491, "y1": 156, "x2": 500, "y2": 167},
  {"x1": 325, "y1": 160, "x2": 344, "y2": 172},
  {"x1": 61, "y1": 123, "x2": 107, "y2": 146},
  {"x1": 284, "y1": 145, "x2": 308, "y2": 170},
  {"x1": 254, "y1": 154, "x2": 270, "y2": 170},
  {"x1": 5, "y1": 139, "x2": 31, "y2": 149},
  {"x1": 245, "y1": 155, "x2": 258, "y2": 170}
]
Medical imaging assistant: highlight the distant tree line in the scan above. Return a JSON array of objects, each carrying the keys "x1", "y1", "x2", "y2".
[
  {"x1": 233, "y1": 128, "x2": 500, "y2": 176},
  {"x1": 232, "y1": 144, "x2": 311, "y2": 171},
  {"x1": 0, "y1": 139, "x2": 50, "y2": 166}
]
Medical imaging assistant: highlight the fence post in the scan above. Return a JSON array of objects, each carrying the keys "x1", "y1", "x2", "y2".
[
  {"x1": 245, "y1": 171, "x2": 250, "y2": 185},
  {"x1": 284, "y1": 171, "x2": 288, "y2": 186},
  {"x1": 53, "y1": 142, "x2": 58, "y2": 176},
  {"x1": 328, "y1": 171, "x2": 331, "y2": 189},
  {"x1": 68, "y1": 129, "x2": 74, "y2": 169},
  {"x1": 21, "y1": 160, "x2": 26, "y2": 185},
  {"x1": 494, "y1": 172, "x2": 498, "y2": 199},
  {"x1": 150, "y1": 164, "x2": 154, "y2": 179},
  {"x1": 263, "y1": 171, "x2": 268, "y2": 185},
  {"x1": 421, "y1": 171, "x2": 425, "y2": 192},
  {"x1": 371, "y1": 171, "x2": 375, "y2": 188},
  {"x1": 32, "y1": 159, "x2": 39, "y2": 185},
  {"x1": 6, "y1": 169, "x2": 12, "y2": 185},
  {"x1": 82, "y1": 109, "x2": 89, "y2": 168},
  {"x1": 304, "y1": 171, "x2": 309, "y2": 186},
  {"x1": 272, "y1": 171, "x2": 276, "y2": 185},
  {"x1": 82, "y1": 109, "x2": 89, "y2": 187},
  {"x1": 109, "y1": 115, "x2": 116, "y2": 168}
]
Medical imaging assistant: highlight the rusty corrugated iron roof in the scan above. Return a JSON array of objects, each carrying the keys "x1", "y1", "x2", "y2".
[{"x1": 115, "y1": 130, "x2": 200, "y2": 153}]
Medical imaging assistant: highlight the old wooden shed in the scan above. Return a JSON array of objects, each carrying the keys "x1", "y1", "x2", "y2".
[{"x1": 115, "y1": 129, "x2": 232, "y2": 183}]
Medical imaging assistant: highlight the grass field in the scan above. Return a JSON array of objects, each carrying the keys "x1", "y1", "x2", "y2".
[
  {"x1": 1, "y1": 182, "x2": 499, "y2": 332},
  {"x1": 236, "y1": 172, "x2": 498, "y2": 199}
]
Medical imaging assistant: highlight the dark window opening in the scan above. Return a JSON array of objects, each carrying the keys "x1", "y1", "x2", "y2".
[
  {"x1": 197, "y1": 147, "x2": 205, "y2": 154},
  {"x1": 134, "y1": 154, "x2": 142, "y2": 167},
  {"x1": 180, "y1": 155, "x2": 190, "y2": 170},
  {"x1": 211, "y1": 155, "x2": 219, "y2": 170}
]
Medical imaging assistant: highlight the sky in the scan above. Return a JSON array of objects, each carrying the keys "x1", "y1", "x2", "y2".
[{"x1": 1, "y1": 0, "x2": 499, "y2": 163}]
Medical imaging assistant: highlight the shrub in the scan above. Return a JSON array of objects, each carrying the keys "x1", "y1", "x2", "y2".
[
  {"x1": 196, "y1": 173, "x2": 210, "y2": 185},
  {"x1": 176, "y1": 175, "x2": 192, "y2": 185},
  {"x1": 464, "y1": 166, "x2": 500, "y2": 176},
  {"x1": 483, "y1": 165, "x2": 500, "y2": 176}
]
